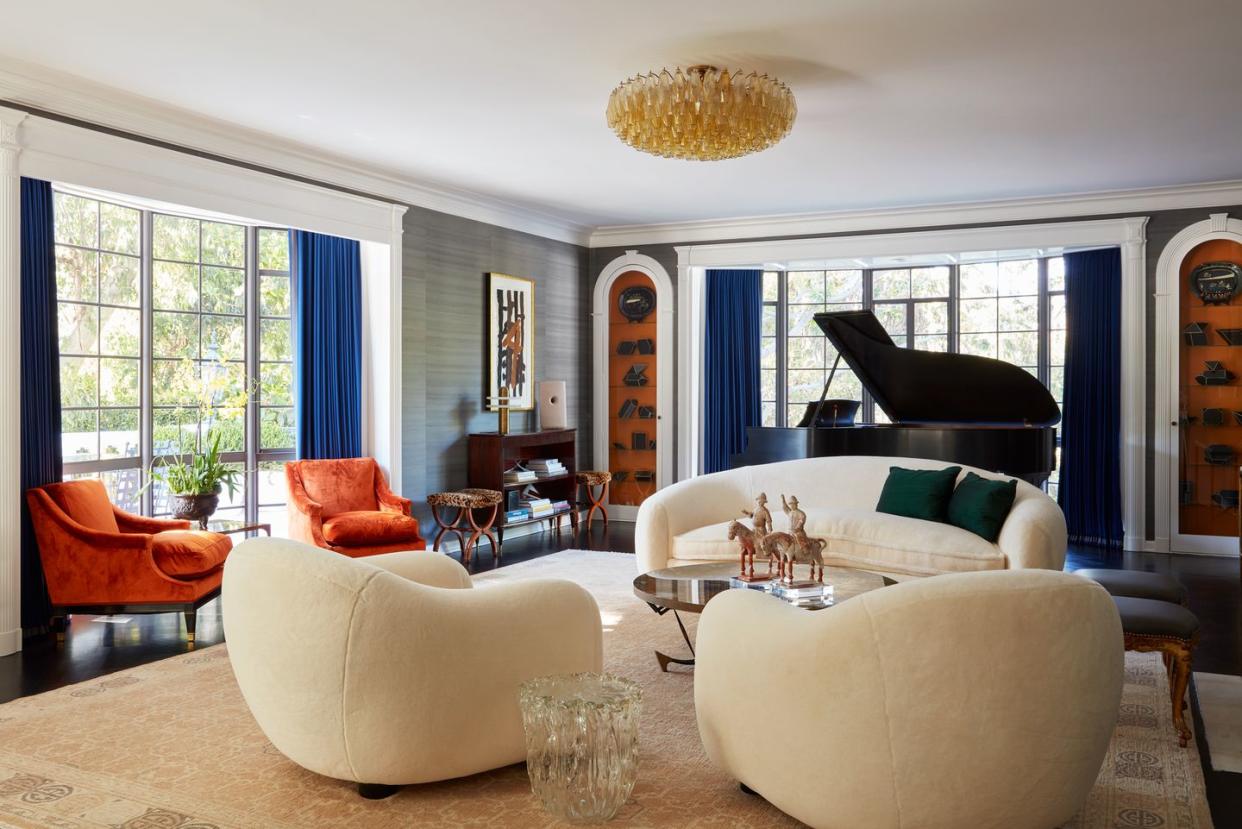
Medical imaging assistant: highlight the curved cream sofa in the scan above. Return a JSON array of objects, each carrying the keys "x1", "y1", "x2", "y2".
[
  {"x1": 223, "y1": 537, "x2": 602, "y2": 792},
  {"x1": 636, "y1": 456, "x2": 1066, "y2": 576},
  {"x1": 695, "y1": 569, "x2": 1124, "y2": 829}
]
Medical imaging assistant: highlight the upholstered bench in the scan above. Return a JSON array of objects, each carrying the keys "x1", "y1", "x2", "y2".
[
  {"x1": 1075, "y1": 568, "x2": 1188, "y2": 606},
  {"x1": 1112, "y1": 596, "x2": 1200, "y2": 746},
  {"x1": 427, "y1": 488, "x2": 502, "y2": 567}
]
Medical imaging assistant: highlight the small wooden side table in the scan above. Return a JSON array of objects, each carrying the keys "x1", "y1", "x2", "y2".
[
  {"x1": 427, "y1": 488, "x2": 502, "y2": 567},
  {"x1": 576, "y1": 471, "x2": 612, "y2": 530}
]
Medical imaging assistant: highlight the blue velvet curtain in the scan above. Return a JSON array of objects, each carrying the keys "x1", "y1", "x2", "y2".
[
  {"x1": 292, "y1": 230, "x2": 362, "y2": 459},
  {"x1": 703, "y1": 269, "x2": 762, "y2": 474},
  {"x1": 1058, "y1": 248, "x2": 1123, "y2": 547},
  {"x1": 20, "y1": 177, "x2": 61, "y2": 631}
]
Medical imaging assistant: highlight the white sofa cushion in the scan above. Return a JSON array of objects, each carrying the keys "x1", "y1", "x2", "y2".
[{"x1": 669, "y1": 507, "x2": 1005, "y2": 576}]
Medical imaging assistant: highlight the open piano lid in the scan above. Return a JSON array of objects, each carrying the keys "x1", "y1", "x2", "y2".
[{"x1": 813, "y1": 310, "x2": 1061, "y2": 427}]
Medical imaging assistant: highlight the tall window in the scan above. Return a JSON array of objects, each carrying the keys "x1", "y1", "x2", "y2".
[
  {"x1": 761, "y1": 257, "x2": 1066, "y2": 486},
  {"x1": 54, "y1": 190, "x2": 294, "y2": 526}
]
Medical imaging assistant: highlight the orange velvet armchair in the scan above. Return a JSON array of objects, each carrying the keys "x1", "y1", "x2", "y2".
[
  {"x1": 284, "y1": 458, "x2": 425, "y2": 557},
  {"x1": 25, "y1": 479, "x2": 232, "y2": 641}
]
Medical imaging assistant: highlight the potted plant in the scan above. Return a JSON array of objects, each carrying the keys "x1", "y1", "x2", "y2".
[
  {"x1": 147, "y1": 432, "x2": 244, "y2": 528},
  {"x1": 142, "y1": 357, "x2": 255, "y2": 528}
]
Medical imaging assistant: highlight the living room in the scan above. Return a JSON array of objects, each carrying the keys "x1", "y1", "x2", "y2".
[{"x1": 0, "y1": 1, "x2": 1240, "y2": 827}]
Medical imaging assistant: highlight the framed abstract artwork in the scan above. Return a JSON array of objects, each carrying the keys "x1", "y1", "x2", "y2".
[{"x1": 487, "y1": 272, "x2": 535, "y2": 411}]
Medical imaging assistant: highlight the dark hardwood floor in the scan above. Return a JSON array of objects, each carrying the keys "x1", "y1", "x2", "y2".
[{"x1": 1, "y1": 526, "x2": 1238, "y2": 825}]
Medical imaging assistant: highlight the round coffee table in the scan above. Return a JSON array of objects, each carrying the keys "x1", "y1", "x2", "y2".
[{"x1": 633, "y1": 562, "x2": 895, "y2": 671}]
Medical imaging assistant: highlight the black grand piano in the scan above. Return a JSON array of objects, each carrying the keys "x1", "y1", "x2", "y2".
[{"x1": 732, "y1": 310, "x2": 1060, "y2": 486}]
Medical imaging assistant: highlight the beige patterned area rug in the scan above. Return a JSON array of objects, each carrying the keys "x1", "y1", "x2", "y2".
[{"x1": 0, "y1": 550, "x2": 1213, "y2": 828}]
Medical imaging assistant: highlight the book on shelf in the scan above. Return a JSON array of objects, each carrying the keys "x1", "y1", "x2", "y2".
[
  {"x1": 504, "y1": 462, "x2": 538, "y2": 483},
  {"x1": 504, "y1": 509, "x2": 531, "y2": 522},
  {"x1": 527, "y1": 458, "x2": 566, "y2": 477},
  {"x1": 551, "y1": 500, "x2": 570, "y2": 511}
]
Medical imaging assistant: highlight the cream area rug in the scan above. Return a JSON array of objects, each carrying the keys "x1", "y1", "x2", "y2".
[{"x1": 0, "y1": 550, "x2": 1213, "y2": 829}]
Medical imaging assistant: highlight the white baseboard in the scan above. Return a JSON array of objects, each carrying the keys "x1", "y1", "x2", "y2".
[{"x1": 0, "y1": 627, "x2": 21, "y2": 657}]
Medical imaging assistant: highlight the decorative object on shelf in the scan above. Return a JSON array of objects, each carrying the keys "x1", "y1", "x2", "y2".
[
  {"x1": 487, "y1": 272, "x2": 535, "y2": 411},
  {"x1": 633, "y1": 469, "x2": 654, "y2": 482},
  {"x1": 636, "y1": 338, "x2": 654, "y2": 354},
  {"x1": 1203, "y1": 407, "x2": 1226, "y2": 426},
  {"x1": 611, "y1": 441, "x2": 626, "y2": 451},
  {"x1": 612, "y1": 470, "x2": 630, "y2": 482},
  {"x1": 617, "y1": 399, "x2": 638, "y2": 419},
  {"x1": 617, "y1": 285, "x2": 656, "y2": 322},
  {"x1": 519, "y1": 673, "x2": 641, "y2": 823},
  {"x1": 617, "y1": 340, "x2": 636, "y2": 355},
  {"x1": 537, "y1": 380, "x2": 567, "y2": 430},
  {"x1": 492, "y1": 388, "x2": 512, "y2": 435},
  {"x1": 1183, "y1": 322, "x2": 1210, "y2": 346},
  {"x1": 606, "y1": 64, "x2": 797, "y2": 161},
  {"x1": 631, "y1": 432, "x2": 649, "y2": 450},
  {"x1": 1211, "y1": 489, "x2": 1239, "y2": 508},
  {"x1": 1233, "y1": 411, "x2": 1242, "y2": 426},
  {"x1": 1195, "y1": 360, "x2": 1235, "y2": 385},
  {"x1": 1180, "y1": 414, "x2": 1198, "y2": 426},
  {"x1": 1180, "y1": 480, "x2": 1194, "y2": 505},
  {"x1": 1204, "y1": 444, "x2": 1236, "y2": 465},
  {"x1": 1190, "y1": 261, "x2": 1242, "y2": 305},
  {"x1": 623, "y1": 364, "x2": 649, "y2": 386},
  {"x1": 1219, "y1": 328, "x2": 1242, "y2": 346},
  {"x1": 637, "y1": 405, "x2": 656, "y2": 419}
]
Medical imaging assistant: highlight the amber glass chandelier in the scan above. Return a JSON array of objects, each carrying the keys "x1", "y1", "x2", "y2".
[{"x1": 606, "y1": 64, "x2": 797, "y2": 161}]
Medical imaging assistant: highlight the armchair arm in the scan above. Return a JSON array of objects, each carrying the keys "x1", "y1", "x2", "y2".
[
  {"x1": 284, "y1": 465, "x2": 328, "y2": 547},
  {"x1": 997, "y1": 490, "x2": 1068, "y2": 570},
  {"x1": 375, "y1": 473, "x2": 411, "y2": 515},
  {"x1": 113, "y1": 506, "x2": 191, "y2": 534},
  {"x1": 365, "y1": 550, "x2": 472, "y2": 589}
]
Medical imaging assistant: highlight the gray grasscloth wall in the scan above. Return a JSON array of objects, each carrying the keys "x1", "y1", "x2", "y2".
[
  {"x1": 402, "y1": 205, "x2": 591, "y2": 525},
  {"x1": 590, "y1": 204, "x2": 1242, "y2": 543}
]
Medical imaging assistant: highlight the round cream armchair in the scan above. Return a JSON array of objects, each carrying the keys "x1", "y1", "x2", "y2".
[
  {"x1": 694, "y1": 569, "x2": 1123, "y2": 829},
  {"x1": 222, "y1": 537, "x2": 603, "y2": 796}
]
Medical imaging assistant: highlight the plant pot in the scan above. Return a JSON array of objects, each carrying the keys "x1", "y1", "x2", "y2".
[{"x1": 170, "y1": 489, "x2": 221, "y2": 529}]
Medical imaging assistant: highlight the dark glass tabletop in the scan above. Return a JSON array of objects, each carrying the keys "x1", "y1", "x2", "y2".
[{"x1": 632, "y1": 562, "x2": 895, "y2": 614}]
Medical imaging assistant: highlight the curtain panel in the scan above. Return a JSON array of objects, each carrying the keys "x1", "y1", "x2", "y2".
[
  {"x1": 292, "y1": 230, "x2": 363, "y2": 459},
  {"x1": 1058, "y1": 248, "x2": 1123, "y2": 547},
  {"x1": 20, "y1": 177, "x2": 62, "y2": 631},
  {"x1": 703, "y1": 269, "x2": 763, "y2": 474}
]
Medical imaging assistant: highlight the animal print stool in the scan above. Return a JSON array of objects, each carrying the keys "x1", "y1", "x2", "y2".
[
  {"x1": 577, "y1": 471, "x2": 612, "y2": 530},
  {"x1": 427, "y1": 488, "x2": 502, "y2": 567}
]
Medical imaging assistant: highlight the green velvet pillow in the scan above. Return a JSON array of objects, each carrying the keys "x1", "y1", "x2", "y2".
[
  {"x1": 947, "y1": 472, "x2": 1018, "y2": 542},
  {"x1": 875, "y1": 465, "x2": 962, "y2": 523}
]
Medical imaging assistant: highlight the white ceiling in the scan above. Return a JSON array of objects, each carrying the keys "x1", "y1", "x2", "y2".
[{"x1": 3, "y1": 0, "x2": 1241, "y2": 231}]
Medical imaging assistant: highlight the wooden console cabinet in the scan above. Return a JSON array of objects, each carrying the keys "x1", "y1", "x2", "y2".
[{"x1": 467, "y1": 429, "x2": 578, "y2": 542}]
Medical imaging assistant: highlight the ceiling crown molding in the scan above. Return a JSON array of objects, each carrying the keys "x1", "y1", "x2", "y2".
[
  {"x1": 0, "y1": 58, "x2": 592, "y2": 246},
  {"x1": 588, "y1": 179, "x2": 1242, "y2": 248}
]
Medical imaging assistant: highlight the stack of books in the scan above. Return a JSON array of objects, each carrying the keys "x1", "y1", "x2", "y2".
[
  {"x1": 521, "y1": 494, "x2": 556, "y2": 519},
  {"x1": 503, "y1": 463, "x2": 538, "y2": 485},
  {"x1": 528, "y1": 458, "x2": 565, "y2": 478}
]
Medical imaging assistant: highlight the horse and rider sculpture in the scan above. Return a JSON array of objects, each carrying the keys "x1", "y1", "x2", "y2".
[{"x1": 728, "y1": 492, "x2": 826, "y2": 584}]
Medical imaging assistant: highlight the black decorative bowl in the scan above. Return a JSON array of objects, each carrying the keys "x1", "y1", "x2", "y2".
[
  {"x1": 1204, "y1": 444, "x2": 1236, "y2": 465},
  {"x1": 1219, "y1": 329, "x2": 1242, "y2": 346},
  {"x1": 1212, "y1": 489, "x2": 1240, "y2": 508},
  {"x1": 1203, "y1": 408, "x2": 1226, "y2": 426}
]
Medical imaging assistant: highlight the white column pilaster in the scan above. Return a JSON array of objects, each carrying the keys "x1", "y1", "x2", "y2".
[{"x1": 0, "y1": 106, "x2": 28, "y2": 656}]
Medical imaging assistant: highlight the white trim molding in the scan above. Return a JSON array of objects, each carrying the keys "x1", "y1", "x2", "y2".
[
  {"x1": 674, "y1": 218, "x2": 1150, "y2": 550},
  {"x1": 592, "y1": 179, "x2": 1241, "y2": 248},
  {"x1": 0, "y1": 105, "x2": 27, "y2": 655},
  {"x1": 1154, "y1": 212, "x2": 1242, "y2": 557},
  {"x1": 593, "y1": 251, "x2": 675, "y2": 520},
  {"x1": 359, "y1": 204, "x2": 408, "y2": 493},
  {"x1": 0, "y1": 57, "x2": 591, "y2": 246}
]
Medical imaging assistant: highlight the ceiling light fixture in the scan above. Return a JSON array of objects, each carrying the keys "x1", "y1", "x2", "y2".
[{"x1": 606, "y1": 64, "x2": 797, "y2": 161}]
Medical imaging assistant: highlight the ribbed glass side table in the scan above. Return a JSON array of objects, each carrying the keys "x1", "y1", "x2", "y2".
[{"x1": 519, "y1": 673, "x2": 642, "y2": 823}]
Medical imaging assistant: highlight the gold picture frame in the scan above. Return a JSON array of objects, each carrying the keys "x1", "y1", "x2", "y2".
[{"x1": 487, "y1": 272, "x2": 535, "y2": 411}]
